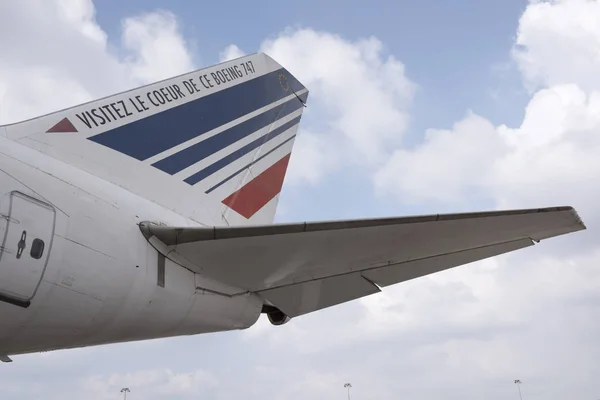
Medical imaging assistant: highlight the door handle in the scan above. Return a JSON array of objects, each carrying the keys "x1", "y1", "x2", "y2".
[{"x1": 16, "y1": 230, "x2": 26, "y2": 259}]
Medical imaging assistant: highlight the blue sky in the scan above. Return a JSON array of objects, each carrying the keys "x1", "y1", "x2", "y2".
[
  {"x1": 1, "y1": 1, "x2": 600, "y2": 399},
  {"x1": 96, "y1": 0, "x2": 530, "y2": 128}
]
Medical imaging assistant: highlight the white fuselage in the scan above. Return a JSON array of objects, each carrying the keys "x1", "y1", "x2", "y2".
[{"x1": 0, "y1": 136, "x2": 263, "y2": 356}]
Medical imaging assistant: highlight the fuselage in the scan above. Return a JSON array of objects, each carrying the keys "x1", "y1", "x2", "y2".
[{"x1": 0, "y1": 135, "x2": 263, "y2": 356}]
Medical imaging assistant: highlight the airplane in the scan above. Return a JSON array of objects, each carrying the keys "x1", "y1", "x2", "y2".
[{"x1": 0, "y1": 52, "x2": 586, "y2": 362}]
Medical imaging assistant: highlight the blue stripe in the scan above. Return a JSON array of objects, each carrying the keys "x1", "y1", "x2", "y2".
[
  {"x1": 87, "y1": 68, "x2": 306, "y2": 161},
  {"x1": 204, "y1": 134, "x2": 297, "y2": 194},
  {"x1": 184, "y1": 116, "x2": 301, "y2": 186},
  {"x1": 152, "y1": 95, "x2": 305, "y2": 175}
]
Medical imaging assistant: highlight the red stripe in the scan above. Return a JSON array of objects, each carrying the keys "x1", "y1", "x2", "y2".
[
  {"x1": 222, "y1": 154, "x2": 291, "y2": 219},
  {"x1": 47, "y1": 117, "x2": 78, "y2": 133}
]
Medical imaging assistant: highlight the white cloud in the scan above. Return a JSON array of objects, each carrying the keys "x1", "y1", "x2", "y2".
[
  {"x1": 219, "y1": 44, "x2": 246, "y2": 62},
  {"x1": 285, "y1": 129, "x2": 340, "y2": 186},
  {"x1": 367, "y1": 8, "x2": 600, "y2": 388},
  {"x1": 513, "y1": 0, "x2": 600, "y2": 92},
  {"x1": 0, "y1": 1, "x2": 195, "y2": 125},
  {"x1": 0, "y1": 1, "x2": 116, "y2": 123},
  {"x1": 55, "y1": 0, "x2": 107, "y2": 44},
  {"x1": 361, "y1": 10, "x2": 600, "y2": 391},
  {"x1": 259, "y1": 28, "x2": 416, "y2": 185},
  {"x1": 375, "y1": 0, "x2": 600, "y2": 222},
  {"x1": 121, "y1": 10, "x2": 195, "y2": 85},
  {"x1": 374, "y1": 111, "x2": 506, "y2": 204},
  {"x1": 493, "y1": 84, "x2": 600, "y2": 214}
]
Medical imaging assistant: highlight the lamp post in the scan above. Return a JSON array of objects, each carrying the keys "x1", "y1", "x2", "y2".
[
  {"x1": 344, "y1": 383, "x2": 352, "y2": 400},
  {"x1": 514, "y1": 379, "x2": 523, "y2": 400},
  {"x1": 120, "y1": 387, "x2": 130, "y2": 400}
]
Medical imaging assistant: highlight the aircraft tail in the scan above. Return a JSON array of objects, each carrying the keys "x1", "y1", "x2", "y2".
[{"x1": 1, "y1": 53, "x2": 308, "y2": 226}]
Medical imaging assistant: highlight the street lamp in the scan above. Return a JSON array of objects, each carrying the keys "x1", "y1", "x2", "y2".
[
  {"x1": 344, "y1": 383, "x2": 352, "y2": 400},
  {"x1": 514, "y1": 379, "x2": 523, "y2": 400},
  {"x1": 120, "y1": 387, "x2": 130, "y2": 400}
]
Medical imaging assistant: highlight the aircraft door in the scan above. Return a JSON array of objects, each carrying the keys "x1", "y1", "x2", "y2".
[{"x1": 0, "y1": 191, "x2": 56, "y2": 307}]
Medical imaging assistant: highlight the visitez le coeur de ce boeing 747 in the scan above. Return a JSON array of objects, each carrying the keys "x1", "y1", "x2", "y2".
[{"x1": 0, "y1": 53, "x2": 586, "y2": 362}]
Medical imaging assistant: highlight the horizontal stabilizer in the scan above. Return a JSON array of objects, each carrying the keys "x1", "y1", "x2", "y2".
[{"x1": 139, "y1": 206, "x2": 586, "y2": 318}]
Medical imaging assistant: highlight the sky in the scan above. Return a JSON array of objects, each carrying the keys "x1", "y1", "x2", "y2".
[{"x1": 0, "y1": 0, "x2": 599, "y2": 399}]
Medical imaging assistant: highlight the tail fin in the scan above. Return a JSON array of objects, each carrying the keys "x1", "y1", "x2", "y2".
[{"x1": 1, "y1": 53, "x2": 308, "y2": 226}]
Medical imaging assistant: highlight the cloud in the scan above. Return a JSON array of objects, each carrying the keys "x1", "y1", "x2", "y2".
[
  {"x1": 121, "y1": 10, "x2": 196, "y2": 84},
  {"x1": 375, "y1": 81, "x2": 600, "y2": 219},
  {"x1": 219, "y1": 44, "x2": 246, "y2": 62},
  {"x1": 283, "y1": 128, "x2": 340, "y2": 185},
  {"x1": 0, "y1": 0, "x2": 195, "y2": 125},
  {"x1": 0, "y1": 1, "x2": 117, "y2": 123},
  {"x1": 368, "y1": 8, "x2": 600, "y2": 389},
  {"x1": 56, "y1": 0, "x2": 107, "y2": 44},
  {"x1": 259, "y1": 28, "x2": 416, "y2": 185},
  {"x1": 374, "y1": 111, "x2": 506, "y2": 204},
  {"x1": 513, "y1": 0, "x2": 600, "y2": 93},
  {"x1": 375, "y1": 1, "x2": 600, "y2": 223}
]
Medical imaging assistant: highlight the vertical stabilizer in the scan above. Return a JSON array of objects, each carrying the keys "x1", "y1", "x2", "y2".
[{"x1": 2, "y1": 53, "x2": 308, "y2": 226}]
